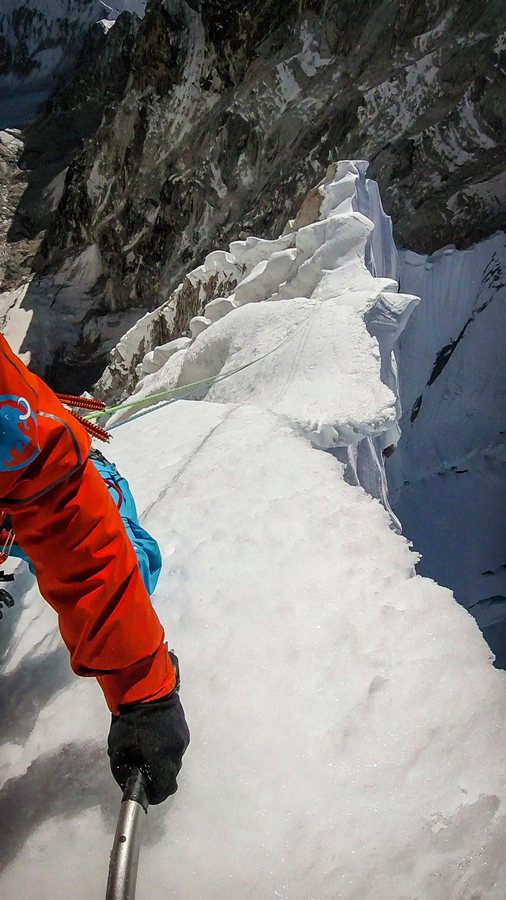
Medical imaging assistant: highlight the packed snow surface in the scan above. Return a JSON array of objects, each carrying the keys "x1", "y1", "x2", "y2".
[
  {"x1": 2, "y1": 162, "x2": 506, "y2": 898},
  {"x1": 2, "y1": 402, "x2": 506, "y2": 897}
]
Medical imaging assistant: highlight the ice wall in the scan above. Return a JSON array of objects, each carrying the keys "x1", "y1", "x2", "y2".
[{"x1": 388, "y1": 233, "x2": 506, "y2": 662}]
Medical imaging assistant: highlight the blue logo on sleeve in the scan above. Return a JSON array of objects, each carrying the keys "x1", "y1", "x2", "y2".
[{"x1": 0, "y1": 395, "x2": 40, "y2": 472}]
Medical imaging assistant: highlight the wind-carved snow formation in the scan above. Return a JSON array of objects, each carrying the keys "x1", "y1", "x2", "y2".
[{"x1": 101, "y1": 161, "x2": 418, "y2": 520}]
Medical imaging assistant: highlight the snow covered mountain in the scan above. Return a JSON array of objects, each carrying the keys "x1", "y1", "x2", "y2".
[
  {"x1": 0, "y1": 1, "x2": 504, "y2": 894},
  {"x1": 97, "y1": 160, "x2": 411, "y2": 516},
  {"x1": 0, "y1": 0, "x2": 146, "y2": 128},
  {"x1": 2, "y1": 161, "x2": 506, "y2": 899},
  {"x1": 0, "y1": 0, "x2": 503, "y2": 394}
]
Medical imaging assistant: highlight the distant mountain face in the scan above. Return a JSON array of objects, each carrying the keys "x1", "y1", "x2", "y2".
[
  {"x1": 0, "y1": 0, "x2": 146, "y2": 127},
  {"x1": 39, "y1": 0, "x2": 505, "y2": 311},
  {"x1": 1, "y1": 0, "x2": 504, "y2": 389}
]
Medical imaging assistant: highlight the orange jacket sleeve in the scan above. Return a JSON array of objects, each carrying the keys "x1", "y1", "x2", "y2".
[{"x1": 0, "y1": 335, "x2": 175, "y2": 713}]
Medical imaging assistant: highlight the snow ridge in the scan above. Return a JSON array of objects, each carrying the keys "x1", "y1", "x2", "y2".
[{"x1": 101, "y1": 160, "x2": 418, "y2": 518}]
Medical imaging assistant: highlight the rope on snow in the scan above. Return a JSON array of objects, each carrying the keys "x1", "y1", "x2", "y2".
[{"x1": 83, "y1": 307, "x2": 320, "y2": 431}]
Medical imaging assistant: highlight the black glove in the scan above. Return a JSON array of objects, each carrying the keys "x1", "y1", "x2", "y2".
[
  {"x1": 0, "y1": 587, "x2": 15, "y2": 619},
  {"x1": 107, "y1": 654, "x2": 190, "y2": 805}
]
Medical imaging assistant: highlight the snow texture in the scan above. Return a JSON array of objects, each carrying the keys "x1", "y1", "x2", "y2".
[
  {"x1": 2, "y1": 163, "x2": 506, "y2": 898},
  {"x1": 3, "y1": 400, "x2": 506, "y2": 898}
]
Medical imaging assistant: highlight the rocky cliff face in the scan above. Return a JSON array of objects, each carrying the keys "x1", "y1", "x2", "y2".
[
  {"x1": 2, "y1": 0, "x2": 505, "y2": 389},
  {"x1": 0, "y1": 10, "x2": 145, "y2": 391},
  {"x1": 0, "y1": 0, "x2": 146, "y2": 127},
  {"x1": 6, "y1": 12, "x2": 142, "y2": 250},
  {"x1": 42, "y1": 0, "x2": 505, "y2": 280}
]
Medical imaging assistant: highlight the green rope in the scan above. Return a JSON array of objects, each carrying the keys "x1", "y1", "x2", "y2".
[
  {"x1": 85, "y1": 308, "x2": 318, "y2": 422},
  {"x1": 84, "y1": 371, "x2": 227, "y2": 420}
]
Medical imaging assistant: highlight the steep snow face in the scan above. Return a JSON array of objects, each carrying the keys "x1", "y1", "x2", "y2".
[
  {"x1": 0, "y1": 0, "x2": 146, "y2": 127},
  {"x1": 387, "y1": 232, "x2": 506, "y2": 663},
  {"x1": 0, "y1": 243, "x2": 146, "y2": 390},
  {"x1": 3, "y1": 406, "x2": 506, "y2": 897},
  {"x1": 97, "y1": 162, "x2": 506, "y2": 670}
]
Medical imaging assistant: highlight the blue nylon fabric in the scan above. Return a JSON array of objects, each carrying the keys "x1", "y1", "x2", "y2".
[
  {"x1": 7, "y1": 456, "x2": 162, "y2": 596},
  {"x1": 91, "y1": 455, "x2": 162, "y2": 596}
]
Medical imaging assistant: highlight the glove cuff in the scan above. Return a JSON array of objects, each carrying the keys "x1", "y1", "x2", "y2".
[{"x1": 97, "y1": 641, "x2": 176, "y2": 715}]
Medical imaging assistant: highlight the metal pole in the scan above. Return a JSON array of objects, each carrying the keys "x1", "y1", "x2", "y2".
[{"x1": 106, "y1": 769, "x2": 149, "y2": 900}]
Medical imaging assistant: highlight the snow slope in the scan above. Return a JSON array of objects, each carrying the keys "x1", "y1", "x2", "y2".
[
  {"x1": 1, "y1": 162, "x2": 506, "y2": 897},
  {"x1": 2, "y1": 403, "x2": 506, "y2": 898}
]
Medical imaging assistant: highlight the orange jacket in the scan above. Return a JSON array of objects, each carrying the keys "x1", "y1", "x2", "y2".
[{"x1": 0, "y1": 335, "x2": 175, "y2": 713}]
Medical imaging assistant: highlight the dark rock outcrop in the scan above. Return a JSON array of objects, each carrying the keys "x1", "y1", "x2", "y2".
[{"x1": 7, "y1": 12, "x2": 141, "y2": 247}]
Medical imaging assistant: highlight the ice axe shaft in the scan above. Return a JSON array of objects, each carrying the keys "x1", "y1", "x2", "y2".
[{"x1": 106, "y1": 769, "x2": 148, "y2": 900}]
